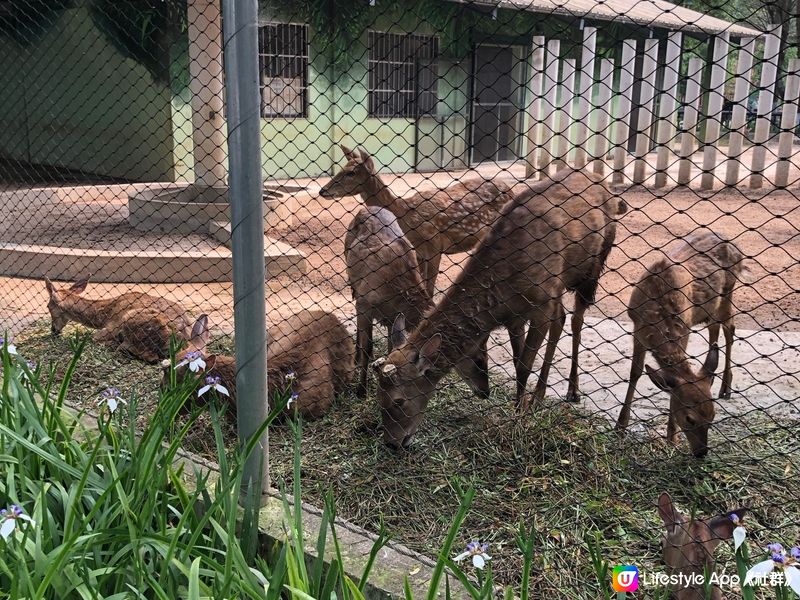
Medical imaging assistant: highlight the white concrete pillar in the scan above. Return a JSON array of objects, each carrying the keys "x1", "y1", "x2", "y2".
[
  {"x1": 677, "y1": 58, "x2": 705, "y2": 186},
  {"x1": 554, "y1": 59, "x2": 576, "y2": 171},
  {"x1": 774, "y1": 59, "x2": 800, "y2": 188},
  {"x1": 724, "y1": 37, "x2": 757, "y2": 186},
  {"x1": 654, "y1": 32, "x2": 683, "y2": 188},
  {"x1": 591, "y1": 59, "x2": 614, "y2": 175},
  {"x1": 539, "y1": 39, "x2": 561, "y2": 177},
  {"x1": 700, "y1": 33, "x2": 730, "y2": 190},
  {"x1": 525, "y1": 36, "x2": 547, "y2": 178},
  {"x1": 750, "y1": 25, "x2": 782, "y2": 188},
  {"x1": 187, "y1": 0, "x2": 228, "y2": 186},
  {"x1": 574, "y1": 27, "x2": 597, "y2": 169},
  {"x1": 612, "y1": 40, "x2": 637, "y2": 184},
  {"x1": 632, "y1": 38, "x2": 659, "y2": 185}
]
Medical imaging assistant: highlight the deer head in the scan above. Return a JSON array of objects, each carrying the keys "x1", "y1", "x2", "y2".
[
  {"x1": 159, "y1": 315, "x2": 211, "y2": 387},
  {"x1": 45, "y1": 276, "x2": 89, "y2": 335},
  {"x1": 658, "y1": 492, "x2": 748, "y2": 600},
  {"x1": 646, "y1": 345, "x2": 719, "y2": 458},
  {"x1": 319, "y1": 145, "x2": 377, "y2": 199},
  {"x1": 373, "y1": 315, "x2": 489, "y2": 448}
]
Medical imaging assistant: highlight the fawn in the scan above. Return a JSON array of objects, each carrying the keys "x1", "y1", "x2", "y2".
[
  {"x1": 45, "y1": 276, "x2": 199, "y2": 363},
  {"x1": 616, "y1": 231, "x2": 747, "y2": 457}
]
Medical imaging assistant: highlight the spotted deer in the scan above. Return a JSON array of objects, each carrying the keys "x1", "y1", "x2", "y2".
[
  {"x1": 162, "y1": 309, "x2": 355, "y2": 419},
  {"x1": 371, "y1": 169, "x2": 627, "y2": 448},
  {"x1": 658, "y1": 492, "x2": 748, "y2": 600},
  {"x1": 320, "y1": 145, "x2": 514, "y2": 297},
  {"x1": 345, "y1": 205, "x2": 490, "y2": 399},
  {"x1": 45, "y1": 277, "x2": 199, "y2": 363},
  {"x1": 616, "y1": 231, "x2": 747, "y2": 458}
]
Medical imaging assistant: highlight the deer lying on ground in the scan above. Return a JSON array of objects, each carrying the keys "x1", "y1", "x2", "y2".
[
  {"x1": 616, "y1": 231, "x2": 747, "y2": 458},
  {"x1": 45, "y1": 277, "x2": 200, "y2": 363},
  {"x1": 658, "y1": 492, "x2": 748, "y2": 600},
  {"x1": 320, "y1": 145, "x2": 514, "y2": 297},
  {"x1": 162, "y1": 309, "x2": 355, "y2": 419},
  {"x1": 371, "y1": 169, "x2": 625, "y2": 448},
  {"x1": 345, "y1": 205, "x2": 490, "y2": 399}
]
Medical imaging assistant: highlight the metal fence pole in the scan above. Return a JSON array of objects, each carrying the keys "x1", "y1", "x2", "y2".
[{"x1": 223, "y1": 0, "x2": 270, "y2": 495}]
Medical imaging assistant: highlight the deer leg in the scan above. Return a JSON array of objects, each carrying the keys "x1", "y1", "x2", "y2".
[
  {"x1": 707, "y1": 322, "x2": 720, "y2": 348},
  {"x1": 566, "y1": 295, "x2": 589, "y2": 403},
  {"x1": 719, "y1": 318, "x2": 735, "y2": 400},
  {"x1": 508, "y1": 320, "x2": 526, "y2": 375},
  {"x1": 422, "y1": 253, "x2": 442, "y2": 299},
  {"x1": 515, "y1": 318, "x2": 550, "y2": 412},
  {"x1": 532, "y1": 301, "x2": 566, "y2": 403},
  {"x1": 355, "y1": 307, "x2": 373, "y2": 400},
  {"x1": 616, "y1": 335, "x2": 645, "y2": 431},
  {"x1": 666, "y1": 411, "x2": 679, "y2": 445}
]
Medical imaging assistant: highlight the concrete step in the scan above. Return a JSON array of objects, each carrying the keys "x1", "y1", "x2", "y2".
[{"x1": 208, "y1": 220, "x2": 306, "y2": 277}]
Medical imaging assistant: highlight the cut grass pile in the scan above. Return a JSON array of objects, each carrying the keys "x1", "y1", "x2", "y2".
[{"x1": 14, "y1": 320, "x2": 800, "y2": 596}]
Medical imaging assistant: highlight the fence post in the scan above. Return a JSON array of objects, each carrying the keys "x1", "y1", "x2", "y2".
[
  {"x1": 525, "y1": 36, "x2": 546, "y2": 178},
  {"x1": 724, "y1": 37, "x2": 757, "y2": 186},
  {"x1": 574, "y1": 27, "x2": 597, "y2": 169},
  {"x1": 539, "y1": 40, "x2": 561, "y2": 177},
  {"x1": 677, "y1": 58, "x2": 705, "y2": 186},
  {"x1": 187, "y1": 0, "x2": 227, "y2": 186},
  {"x1": 632, "y1": 38, "x2": 659, "y2": 185},
  {"x1": 591, "y1": 59, "x2": 614, "y2": 175},
  {"x1": 749, "y1": 25, "x2": 782, "y2": 189},
  {"x1": 700, "y1": 33, "x2": 730, "y2": 190},
  {"x1": 223, "y1": 0, "x2": 270, "y2": 495},
  {"x1": 774, "y1": 59, "x2": 800, "y2": 188},
  {"x1": 612, "y1": 40, "x2": 637, "y2": 184},
  {"x1": 654, "y1": 32, "x2": 683, "y2": 188},
  {"x1": 554, "y1": 58, "x2": 576, "y2": 171}
]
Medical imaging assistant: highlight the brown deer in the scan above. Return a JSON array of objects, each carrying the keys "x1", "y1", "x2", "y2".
[
  {"x1": 616, "y1": 231, "x2": 747, "y2": 458},
  {"x1": 45, "y1": 276, "x2": 199, "y2": 363},
  {"x1": 162, "y1": 309, "x2": 355, "y2": 419},
  {"x1": 345, "y1": 205, "x2": 490, "y2": 399},
  {"x1": 658, "y1": 492, "x2": 748, "y2": 600},
  {"x1": 371, "y1": 169, "x2": 624, "y2": 448},
  {"x1": 320, "y1": 145, "x2": 514, "y2": 297}
]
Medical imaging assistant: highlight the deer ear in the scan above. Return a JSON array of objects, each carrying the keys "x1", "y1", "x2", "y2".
[
  {"x1": 391, "y1": 314, "x2": 407, "y2": 348},
  {"x1": 657, "y1": 492, "x2": 682, "y2": 534},
  {"x1": 340, "y1": 144, "x2": 356, "y2": 159},
  {"x1": 416, "y1": 334, "x2": 441, "y2": 374},
  {"x1": 358, "y1": 149, "x2": 376, "y2": 173},
  {"x1": 646, "y1": 364, "x2": 676, "y2": 392},
  {"x1": 70, "y1": 276, "x2": 89, "y2": 294},
  {"x1": 45, "y1": 277, "x2": 55, "y2": 297},
  {"x1": 703, "y1": 344, "x2": 720, "y2": 379},
  {"x1": 191, "y1": 315, "x2": 209, "y2": 348}
]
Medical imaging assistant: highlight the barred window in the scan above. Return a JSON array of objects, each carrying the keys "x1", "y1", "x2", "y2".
[
  {"x1": 258, "y1": 23, "x2": 308, "y2": 119},
  {"x1": 368, "y1": 31, "x2": 438, "y2": 118}
]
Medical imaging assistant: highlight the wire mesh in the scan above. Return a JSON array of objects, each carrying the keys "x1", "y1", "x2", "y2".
[{"x1": 1, "y1": 0, "x2": 799, "y2": 595}]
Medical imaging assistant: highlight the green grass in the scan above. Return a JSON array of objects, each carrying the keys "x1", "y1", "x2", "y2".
[{"x1": 13, "y1": 320, "x2": 800, "y2": 596}]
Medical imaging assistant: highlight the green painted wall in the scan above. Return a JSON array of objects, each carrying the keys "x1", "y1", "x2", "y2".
[{"x1": 0, "y1": 4, "x2": 175, "y2": 182}]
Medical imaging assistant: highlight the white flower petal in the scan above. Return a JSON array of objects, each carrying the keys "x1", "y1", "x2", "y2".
[
  {"x1": 0, "y1": 519, "x2": 15, "y2": 540},
  {"x1": 7, "y1": 344, "x2": 17, "y2": 355},
  {"x1": 214, "y1": 384, "x2": 230, "y2": 397},
  {"x1": 472, "y1": 554, "x2": 485, "y2": 570},
  {"x1": 733, "y1": 526, "x2": 747, "y2": 551},
  {"x1": 453, "y1": 552, "x2": 470, "y2": 562},
  {"x1": 189, "y1": 358, "x2": 206, "y2": 373},
  {"x1": 744, "y1": 559, "x2": 776, "y2": 587},
  {"x1": 176, "y1": 359, "x2": 188, "y2": 368},
  {"x1": 108, "y1": 398, "x2": 118, "y2": 413},
  {"x1": 16, "y1": 514, "x2": 34, "y2": 526},
  {"x1": 784, "y1": 566, "x2": 800, "y2": 596},
  {"x1": 197, "y1": 385, "x2": 211, "y2": 397}
]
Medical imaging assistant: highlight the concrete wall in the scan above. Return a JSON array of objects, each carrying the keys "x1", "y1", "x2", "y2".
[{"x1": 0, "y1": 4, "x2": 176, "y2": 182}]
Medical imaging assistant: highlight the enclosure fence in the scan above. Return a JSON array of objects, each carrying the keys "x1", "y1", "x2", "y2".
[{"x1": 0, "y1": 0, "x2": 799, "y2": 595}]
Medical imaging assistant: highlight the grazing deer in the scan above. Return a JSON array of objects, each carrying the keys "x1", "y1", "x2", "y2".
[
  {"x1": 616, "y1": 231, "x2": 747, "y2": 458},
  {"x1": 658, "y1": 492, "x2": 748, "y2": 600},
  {"x1": 162, "y1": 309, "x2": 355, "y2": 419},
  {"x1": 320, "y1": 145, "x2": 514, "y2": 297},
  {"x1": 371, "y1": 169, "x2": 624, "y2": 448},
  {"x1": 45, "y1": 277, "x2": 198, "y2": 363},
  {"x1": 345, "y1": 205, "x2": 490, "y2": 399}
]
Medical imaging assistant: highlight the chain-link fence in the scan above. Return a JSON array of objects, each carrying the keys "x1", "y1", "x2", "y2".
[{"x1": 1, "y1": 0, "x2": 799, "y2": 595}]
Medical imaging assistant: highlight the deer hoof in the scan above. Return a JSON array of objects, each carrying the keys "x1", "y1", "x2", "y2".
[{"x1": 564, "y1": 390, "x2": 582, "y2": 403}]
